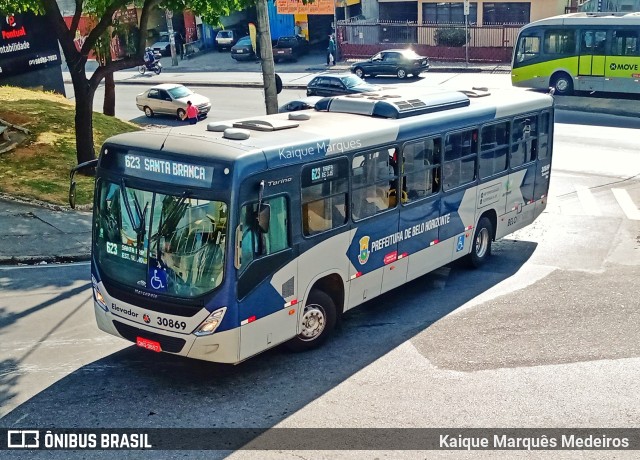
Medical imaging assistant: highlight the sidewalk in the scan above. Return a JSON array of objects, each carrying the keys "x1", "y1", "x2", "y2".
[{"x1": 0, "y1": 196, "x2": 92, "y2": 264}]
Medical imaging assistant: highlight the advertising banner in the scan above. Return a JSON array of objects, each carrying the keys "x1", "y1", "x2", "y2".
[
  {"x1": 276, "y1": 0, "x2": 335, "y2": 15},
  {"x1": 0, "y1": 12, "x2": 62, "y2": 79}
]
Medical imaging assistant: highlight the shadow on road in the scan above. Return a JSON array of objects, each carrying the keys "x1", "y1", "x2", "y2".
[{"x1": 0, "y1": 239, "x2": 538, "y2": 456}]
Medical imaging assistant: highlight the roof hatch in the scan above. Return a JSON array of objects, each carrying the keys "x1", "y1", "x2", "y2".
[
  {"x1": 232, "y1": 119, "x2": 299, "y2": 131},
  {"x1": 315, "y1": 90, "x2": 471, "y2": 119}
]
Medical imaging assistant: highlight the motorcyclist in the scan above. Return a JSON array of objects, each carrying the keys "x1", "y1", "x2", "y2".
[{"x1": 144, "y1": 47, "x2": 157, "y2": 69}]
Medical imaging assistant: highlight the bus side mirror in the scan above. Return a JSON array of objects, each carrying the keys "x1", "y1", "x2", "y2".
[
  {"x1": 68, "y1": 158, "x2": 98, "y2": 208},
  {"x1": 69, "y1": 181, "x2": 77, "y2": 209},
  {"x1": 257, "y1": 204, "x2": 270, "y2": 233}
]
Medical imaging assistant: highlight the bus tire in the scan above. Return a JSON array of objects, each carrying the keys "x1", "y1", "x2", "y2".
[
  {"x1": 466, "y1": 217, "x2": 492, "y2": 268},
  {"x1": 286, "y1": 289, "x2": 337, "y2": 352},
  {"x1": 551, "y1": 72, "x2": 574, "y2": 96}
]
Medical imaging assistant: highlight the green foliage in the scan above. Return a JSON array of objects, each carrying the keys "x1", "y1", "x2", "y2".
[
  {"x1": 434, "y1": 28, "x2": 470, "y2": 47},
  {"x1": 0, "y1": 86, "x2": 139, "y2": 205}
]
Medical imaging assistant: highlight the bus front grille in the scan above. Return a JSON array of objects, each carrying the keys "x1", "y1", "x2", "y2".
[{"x1": 113, "y1": 321, "x2": 187, "y2": 353}]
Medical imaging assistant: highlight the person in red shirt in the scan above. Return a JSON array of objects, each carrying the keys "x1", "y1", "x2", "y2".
[{"x1": 184, "y1": 100, "x2": 199, "y2": 124}]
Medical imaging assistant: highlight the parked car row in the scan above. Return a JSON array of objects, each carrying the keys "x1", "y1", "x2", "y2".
[
  {"x1": 133, "y1": 48, "x2": 430, "y2": 121},
  {"x1": 229, "y1": 35, "x2": 311, "y2": 62}
]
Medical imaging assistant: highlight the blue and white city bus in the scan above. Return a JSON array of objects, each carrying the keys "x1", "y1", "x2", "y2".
[{"x1": 73, "y1": 86, "x2": 554, "y2": 364}]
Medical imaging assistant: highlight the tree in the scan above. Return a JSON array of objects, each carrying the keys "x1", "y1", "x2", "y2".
[
  {"x1": 0, "y1": 0, "x2": 250, "y2": 166},
  {"x1": 255, "y1": 0, "x2": 278, "y2": 115}
]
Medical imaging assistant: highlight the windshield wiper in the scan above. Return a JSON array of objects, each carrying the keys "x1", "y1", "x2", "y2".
[
  {"x1": 154, "y1": 191, "x2": 191, "y2": 261},
  {"x1": 120, "y1": 178, "x2": 149, "y2": 254}
]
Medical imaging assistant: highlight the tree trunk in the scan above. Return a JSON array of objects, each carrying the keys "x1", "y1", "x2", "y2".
[
  {"x1": 72, "y1": 77, "x2": 98, "y2": 164},
  {"x1": 255, "y1": 0, "x2": 278, "y2": 115},
  {"x1": 103, "y1": 71, "x2": 116, "y2": 116}
]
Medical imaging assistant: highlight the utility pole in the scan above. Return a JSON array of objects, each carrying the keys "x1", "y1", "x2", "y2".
[
  {"x1": 165, "y1": 9, "x2": 178, "y2": 66},
  {"x1": 256, "y1": 0, "x2": 278, "y2": 114},
  {"x1": 464, "y1": 0, "x2": 469, "y2": 67}
]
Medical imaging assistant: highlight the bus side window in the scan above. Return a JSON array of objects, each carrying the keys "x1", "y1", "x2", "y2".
[
  {"x1": 444, "y1": 130, "x2": 477, "y2": 190},
  {"x1": 351, "y1": 149, "x2": 397, "y2": 220},
  {"x1": 402, "y1": 138, "x2": 441, "y2": 202},
  {"x1": 301, "y1": 159, "x2": 348, "y2": 236},
  {"x1": 511, "y1": 116, "x2": 538, "y2": 167}
]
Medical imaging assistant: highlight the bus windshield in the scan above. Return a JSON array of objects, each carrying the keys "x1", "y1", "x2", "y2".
[{"x1": 94, "y1": 180, "x2": 227, "y2": 297}]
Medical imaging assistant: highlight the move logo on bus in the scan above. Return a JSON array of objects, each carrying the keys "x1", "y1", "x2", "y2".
[{"x1": 609, "y1": 62, "x2": 639, "y2": 71}]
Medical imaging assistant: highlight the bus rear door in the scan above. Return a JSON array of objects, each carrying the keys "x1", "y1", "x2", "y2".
[{"x1": 578, "y1": 29, "x2": 607, "y2": 91}]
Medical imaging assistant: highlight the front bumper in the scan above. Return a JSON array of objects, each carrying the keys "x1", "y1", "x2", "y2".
[{"x1": 94, "y1": 302, "x2": 240, "y2": 363}]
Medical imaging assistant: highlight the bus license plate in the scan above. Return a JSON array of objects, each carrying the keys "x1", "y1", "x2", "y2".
[{"x1": 136, "y1": 336, "x2": 162, "y2": 352}]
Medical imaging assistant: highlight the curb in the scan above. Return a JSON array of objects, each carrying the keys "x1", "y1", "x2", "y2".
[{"x1": 0, "y1": 254, "x2": 91, "y2": 265}]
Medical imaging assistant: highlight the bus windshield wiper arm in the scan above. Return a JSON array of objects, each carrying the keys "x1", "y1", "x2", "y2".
[{"x1": 120, "y1": 178, "x2": 147, "y2": 244}]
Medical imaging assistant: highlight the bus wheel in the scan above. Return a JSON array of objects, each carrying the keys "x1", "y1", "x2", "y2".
[
  {"x1": 551, "y1": 73, "x2": 574, "y2": 96},
  {"x1": 467, "y1": 217, "x2": 493, "y2": 268},
  {"x1": 286, "y1": 289, "x2": 337, "y2": 352}
]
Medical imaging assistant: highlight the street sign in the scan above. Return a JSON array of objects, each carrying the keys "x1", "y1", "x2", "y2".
[{"x1": 464, "y1": 0, "x2": 470, "y2": 16}]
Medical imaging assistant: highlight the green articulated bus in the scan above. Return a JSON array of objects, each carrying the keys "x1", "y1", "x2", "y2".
[{"x1": 512, "y1": 12, "x2": 640, "y2": 95}]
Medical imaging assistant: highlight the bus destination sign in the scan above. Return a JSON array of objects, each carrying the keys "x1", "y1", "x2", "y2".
[{"x1": 118, "y1": 152, "x2": 214, "y2": 188}]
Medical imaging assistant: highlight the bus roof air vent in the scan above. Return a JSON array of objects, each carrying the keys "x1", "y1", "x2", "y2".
[
  {"x1": 288, "y1": 113, "x2": 311, "y2": 121},
  {"x1": 223, "y1": 128, "x2": 251, "y2": 140},
  {"x1": 232, "y1": 119, "x2": 299, "y2": 132},
  {"x1": 207, "y1": 122, "x2": 234, "y2": 132},
  {"x1": 458, "y1": 87, "x2": 491, "y2": 97},
  {"x1": 319, "y1": 90, "x2": 470, "y2": 119}
]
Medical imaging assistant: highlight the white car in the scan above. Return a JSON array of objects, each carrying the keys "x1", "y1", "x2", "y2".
[{"x1": 135, "y1": 84, "x2": 211, "y2": 120}]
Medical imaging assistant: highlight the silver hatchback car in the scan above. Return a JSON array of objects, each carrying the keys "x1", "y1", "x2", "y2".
[{"x1": 136, "y1": 84, "x2": 212, "y2": 120}]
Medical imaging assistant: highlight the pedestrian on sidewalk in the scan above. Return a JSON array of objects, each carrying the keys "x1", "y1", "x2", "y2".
[
  {"x1": 327, "y1": 35, "x2": 336, "y2": 66},
  {"x1": 175, "y1": 32, "x2": 185, "y2": 59},
  {"x1": 183, "y1": 101, "x2": 199, "y2": 124}
]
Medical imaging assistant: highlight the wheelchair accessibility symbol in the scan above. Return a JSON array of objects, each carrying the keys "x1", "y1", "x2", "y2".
[
  {"x1": 456, "y1": 234, "x2": 465, "y2": 252},
  {"x1": 149, "y1": 268, "x2": 167, "y2": 291}
]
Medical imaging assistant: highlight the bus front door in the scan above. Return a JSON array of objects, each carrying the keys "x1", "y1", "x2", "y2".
[{"x1": 578, "y1": 30, "x2": 607, "y2": 91}]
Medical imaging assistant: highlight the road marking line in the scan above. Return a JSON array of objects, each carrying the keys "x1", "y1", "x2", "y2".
[
  {"x1": 612, "y1": 188, "x2": 640, "y2": 220},
  {"x1": 575, "y1": 185, "x2": 602, "y2": 216}
]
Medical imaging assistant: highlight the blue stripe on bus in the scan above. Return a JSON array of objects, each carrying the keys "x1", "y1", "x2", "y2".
[{"x1": 237, "y1": 278, "x2": 286, "y2": 324}]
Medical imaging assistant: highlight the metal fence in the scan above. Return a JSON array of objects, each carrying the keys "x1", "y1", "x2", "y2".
[{"x1": 338, "y1": 21, "x2": 522, "y2": 63}]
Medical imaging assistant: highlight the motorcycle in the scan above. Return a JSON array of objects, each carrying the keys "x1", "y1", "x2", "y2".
[
  {"x1": 138, "y1": 60, "x2": 162, "y2": 75},
  {"x1": 138, "y1": 52, "x2": 163, "y2": 75}
]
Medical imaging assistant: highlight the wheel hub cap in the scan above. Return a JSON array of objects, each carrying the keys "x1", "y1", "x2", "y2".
[{"x1": 300, "y1": 307, "x2": 325, "y2": 340}]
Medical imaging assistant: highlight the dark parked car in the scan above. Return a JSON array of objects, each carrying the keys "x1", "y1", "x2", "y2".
[
  {"x1": 350, "y1": 49, "x2": 430, "y2": 79},
  {"x1": 278, "y1": 96, "x2": 323, "y2": 113},
  {"x1": 231, "y1": 36, "x2": 259, "y2": 61},
  {"x1": 306, "y1": 73, "x2": 381, "y2": 97},
  {"x1": 272, "y1": 36, "x2": 309, "y2": 62}
]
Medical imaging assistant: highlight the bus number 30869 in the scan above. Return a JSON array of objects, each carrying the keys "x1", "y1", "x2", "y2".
[{"x1": 157, "y1": 317, "x2": 187, "y2": 330}]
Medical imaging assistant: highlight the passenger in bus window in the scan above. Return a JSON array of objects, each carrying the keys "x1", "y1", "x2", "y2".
[{"x1": 240, "y1": 206, "x2": 263, "y2": 267}]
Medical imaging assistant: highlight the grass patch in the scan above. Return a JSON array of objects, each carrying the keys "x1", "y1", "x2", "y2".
[{"x1": 0, "y1": 86, "x2": 139, "y2": 206}]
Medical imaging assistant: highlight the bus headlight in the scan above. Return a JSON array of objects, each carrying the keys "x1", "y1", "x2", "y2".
[
  {"x1": 194, "y1": 307, "x2": 227, "y2": 336},
  {"x1": 93, "y1": 285, "x2": 108, "y2": 312}
]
